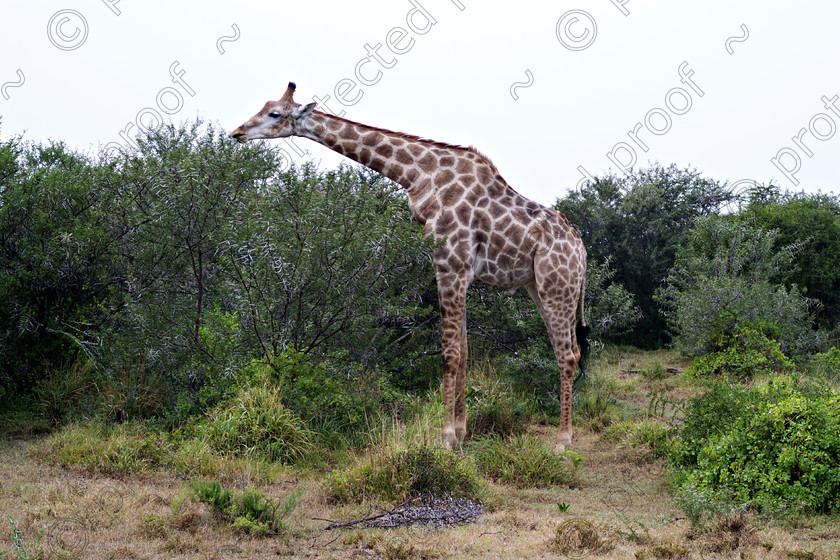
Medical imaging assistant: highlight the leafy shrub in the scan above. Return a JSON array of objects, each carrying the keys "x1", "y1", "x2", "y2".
[
  {"x1": 324, "y1": 442, "x2": 484, "y2": 504},
  {"x1": 467, "y1": 434, "x2": 581, "y2": 487},
  {"x1": 672, "y1": 378, "x2": 840, "y2": 514},
  {"x1": 670, "y1": 380, "x2": 785, "y2": 469},
  {"x1": 269, "y1": 348, "x2": 403, "y2": 440},
  {"x1": 809, "y1": 347, "x2": 840, "y2": 386},
  {"x1": 198, "y1": 380, "x2": 313, "y2": 464},
  {"x1": 686, "y1": 324, "x2": 794, "y2": 380}
]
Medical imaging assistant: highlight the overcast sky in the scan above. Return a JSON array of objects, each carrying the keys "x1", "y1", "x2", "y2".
[{"x1": 2, "y1": 1, "x2": 839, "y2": 205}]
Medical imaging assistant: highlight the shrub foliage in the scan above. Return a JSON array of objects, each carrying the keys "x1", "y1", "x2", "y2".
[{"x1": 672, "y1": 378, "x2": 840, "y2": 514}]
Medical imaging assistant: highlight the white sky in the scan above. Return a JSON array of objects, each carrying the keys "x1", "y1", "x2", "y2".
[{"x1": 2, "y1": 0, "x2": 839, "y2": 205}]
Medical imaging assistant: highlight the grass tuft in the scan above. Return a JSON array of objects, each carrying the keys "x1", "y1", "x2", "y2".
[
  {"x1": 547, "y1": 517, "x2": 614, "y2": 555},
  {"x1": 197, "y1": 380, "x2": 314, "y2": 464},
  {"x1": 324, "y1": 441, "x2": 484, "y2": 504},
  {"x1": 467, "y1": 434, "x2": 581, "y2": 488}
]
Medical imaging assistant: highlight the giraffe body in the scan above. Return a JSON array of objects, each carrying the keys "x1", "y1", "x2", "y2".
[{"x1": 232, "y1": 83, "x2": 588, "y2": 449}]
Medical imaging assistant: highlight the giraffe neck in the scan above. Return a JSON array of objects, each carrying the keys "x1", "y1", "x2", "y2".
[
  {"x1": 299, "y1": 111, "x2": 449, "y2": 190},
  {"x1": 297, "y1": 110, "x2": 513, "y2": 227}
]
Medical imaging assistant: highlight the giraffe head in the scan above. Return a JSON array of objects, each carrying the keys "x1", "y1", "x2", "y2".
[{"x1": 230, "y1": 82, "x2": 316, "y2": 143}]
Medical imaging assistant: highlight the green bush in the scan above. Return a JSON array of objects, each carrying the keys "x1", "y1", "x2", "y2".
[
  {"x1": 809, "y1": 347, "x2": 840, "y2": 386},
  {"x1": 672, "y1": 378, "x2": 840, "y2": 514},
  {"x1": 189, "y1": 480, "x2": 232, "y2": 513},
  {"x1": 269, "y1": 348, "x2": 403, "y2": 440},
  {"x1": 198, "y1": 380, "x2": 314, "y2": 464},
  {"x1": 324, "y1": 442, "x2": 484, "y2": 504},
  {"x1": 686, "y1": 324, "x2": 794, "y2": 381},
  {"x1": 670, "y1": 381, "x2": 769, "y2": 469},
  {"x1": 467, "y1": 434, "x2": 581, "y2": 488}
]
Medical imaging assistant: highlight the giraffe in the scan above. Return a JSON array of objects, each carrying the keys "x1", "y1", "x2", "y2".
[{"x1": 231, "y1": 82, "x2": 588, "y2": 450}]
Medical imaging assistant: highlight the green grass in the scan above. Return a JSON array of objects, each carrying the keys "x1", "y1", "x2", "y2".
[
  {"x1": 324, "y1": 441, "x2": 485, "y2": 504},
  {"x1": 197, "y1": 380, "x2": 314, "y2": 464},
  {"x1": 30, "y1": 421, "x2": 172, "y2": 475},
  {"x1": 467, "y1": 434, "x2": 581, "y2": 488}
]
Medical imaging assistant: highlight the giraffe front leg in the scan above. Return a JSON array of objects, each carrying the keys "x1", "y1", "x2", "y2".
[{"x1": 437, "y1": 272, "x2": 467, "y2": 448}]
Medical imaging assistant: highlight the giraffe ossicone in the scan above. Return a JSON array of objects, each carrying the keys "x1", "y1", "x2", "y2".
[{"x1": 231, "y1": 82, "x2": 589, "y2": 450}]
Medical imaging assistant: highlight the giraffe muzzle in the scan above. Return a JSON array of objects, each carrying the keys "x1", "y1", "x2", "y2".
[{"x1": 230, "y1": 129, "x2": 247, "y2": 143}]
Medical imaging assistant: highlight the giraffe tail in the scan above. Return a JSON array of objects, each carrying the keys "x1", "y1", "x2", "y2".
[{"x1": 575, "y1": 274, "x2": 590, "y2": 383}]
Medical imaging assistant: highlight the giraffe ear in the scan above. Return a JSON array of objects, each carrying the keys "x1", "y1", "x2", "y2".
[{"x1": 292, "y1": 102, "x2": 316, "y2": 119}]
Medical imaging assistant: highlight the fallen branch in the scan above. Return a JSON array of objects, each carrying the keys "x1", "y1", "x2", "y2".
[{"x1": 313, "y1": 497, "x2": 418, "y2": 531}]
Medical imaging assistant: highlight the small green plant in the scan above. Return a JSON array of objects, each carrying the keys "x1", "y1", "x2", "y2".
[
  {"x1": 641, "y1": 361, "x2": 669, "y2": 382},
  {"x1": 4, "y1": 516, "x2": 40, "y2": 560},
  {"x1": 189, "y1": 480, "x2": 232, "y2": 514},
  {"x1": 557, "y1": 502, "x2": 570, "y2": 512},
  {"x1": 468, "y1": 434, "x2": 581, "y2": 488},
  {"x1": 188, "y1": 479, "x2": 299, "y2": 535}
]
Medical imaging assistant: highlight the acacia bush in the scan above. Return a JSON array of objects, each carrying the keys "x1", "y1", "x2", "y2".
[
  {"x1": 657, "y1": 216, "x2": 824, "y2": 358},
  {"x1": 0, "y1": 123, "x2": 437, "y2": 420}
]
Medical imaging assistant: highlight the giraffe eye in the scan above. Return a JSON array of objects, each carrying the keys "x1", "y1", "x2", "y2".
[{"x1": 268, "y1": 111, "x2": 283, "y2": 119}]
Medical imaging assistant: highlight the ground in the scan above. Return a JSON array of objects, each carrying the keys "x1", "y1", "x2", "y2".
[{"x1": 1, "y1": 350, "x2": 839, "y2": 559}]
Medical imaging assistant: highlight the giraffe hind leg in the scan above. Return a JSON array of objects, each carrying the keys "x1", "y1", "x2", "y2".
[
  {"x1": 525, "y1": 281, "x2": 580, "y2": 451},
  {"x1": 454, "y1": 314, "x2": 468, "y2": 441}
]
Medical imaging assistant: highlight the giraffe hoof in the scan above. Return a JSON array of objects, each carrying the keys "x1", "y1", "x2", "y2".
[
  {"x1": 442, "y1": 426, "x2": 458, "y2": 449},
  {"x1": 557, "y1": 432, "x2": 572, "y2": 452},
  {"x1": 454, "y1": 423, "x2": 466, "y2": 441}
]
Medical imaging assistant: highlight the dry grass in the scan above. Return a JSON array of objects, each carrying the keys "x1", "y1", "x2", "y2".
[{"x1": 2, "y1": 350, "x2": 839, "y2": 559}]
